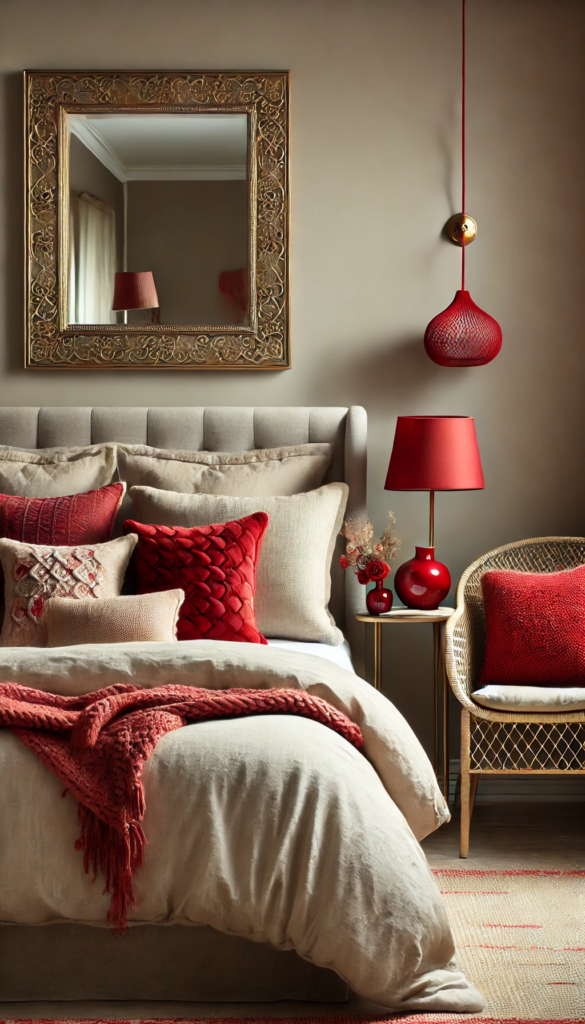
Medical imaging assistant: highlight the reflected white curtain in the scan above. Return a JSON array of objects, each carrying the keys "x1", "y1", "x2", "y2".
[
  {"x1": 71, "y1": 193, "x2": 116, "y2": 324},
  {"x1": 68, "y1": 203, "x2": 76, "y2": 325}
]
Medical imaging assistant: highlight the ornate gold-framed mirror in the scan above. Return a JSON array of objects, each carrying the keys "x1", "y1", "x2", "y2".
[{"x1": 25, "y1": 71, "x2": 290, "y2": 370}]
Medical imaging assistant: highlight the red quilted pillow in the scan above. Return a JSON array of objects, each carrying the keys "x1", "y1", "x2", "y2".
[
  {"x1": 0, "y1": 483, "x2": 125, "y2": 622},
  {"x1": 478, "y1": 564, "x2": 585, "y2": 686},
  {"x1": 124, "y1": 513, "x2": 268, "y2": 644}
]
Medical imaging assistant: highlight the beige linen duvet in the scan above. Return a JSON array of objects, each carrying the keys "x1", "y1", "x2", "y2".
[{"x1": 0, "y1": 641, "x2": 483, "y2": 1012}]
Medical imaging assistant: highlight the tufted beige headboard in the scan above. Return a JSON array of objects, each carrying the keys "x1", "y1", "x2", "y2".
[{"x1": 0, "y1": 406, "x2": 367, "y2": 674}]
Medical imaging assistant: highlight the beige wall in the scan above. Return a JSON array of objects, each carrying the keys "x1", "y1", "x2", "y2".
[
  {"x1": 2, "y1": 0, "x2": 585, "y2": 754},
  {"x1": 126, "y1": 179, "x2": 248, "y2": 325}
]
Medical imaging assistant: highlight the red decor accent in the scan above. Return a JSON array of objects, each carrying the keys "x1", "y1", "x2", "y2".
[
  {"x1": 0, "y1": 682, "x2": 363, "y2": 930},
  {"x1": 385, "y1": 416, "x2": 484, "y2": 492},
  {"x1": 478, "y1": 565, "x2": 585, "y2": 686},
  {"x1": 112, "y1": 271, "x2": 159, "y2": 311},
  {"x1": 366, "y1": 579, "x2": 393, "y2": 615},
  {"x1": 219, "y1": 269, "x2": 248, "y2": 314},
  {"x1": 424, "y1": 290, "x2": 502, "y2": 367},
  {"x1": 125, "y1": 514, "x2": 268, "y2": 645},
  {"x1": 0, "y1": 483, "x2": 124, "y2": 626},
  {"x1": 394, "y1": 546, "x2": 451, "y2": 611},
  {"x1": 0, "y1": 483, "x2": 124, "y2": 547},
  {"x1": 424, "y1": 0, "x2": 502, "y2": 367}
]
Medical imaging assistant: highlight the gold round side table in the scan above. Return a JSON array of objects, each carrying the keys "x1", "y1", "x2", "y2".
[{"x1": 356, "y1": 607, "x2": 454, "y2": 800}]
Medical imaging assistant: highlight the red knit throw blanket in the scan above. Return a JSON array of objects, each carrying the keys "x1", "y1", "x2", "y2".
[{"x1": 0, "y1": 682, "x2": 363, "y2": 931}]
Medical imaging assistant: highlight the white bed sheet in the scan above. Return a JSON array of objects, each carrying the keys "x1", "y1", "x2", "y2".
[{"x1": 267, "y1": 637, "x2": 354, "y2": 673}]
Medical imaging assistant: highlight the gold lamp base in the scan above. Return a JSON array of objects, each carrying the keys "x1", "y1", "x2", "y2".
[{"x1": 445, "y1": 213, "x2": 477, "y2": 246}]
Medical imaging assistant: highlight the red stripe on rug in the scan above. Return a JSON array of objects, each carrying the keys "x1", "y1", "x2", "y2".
[{"x1": 432, "y1": 869, "x2": 585, "y2": 877}]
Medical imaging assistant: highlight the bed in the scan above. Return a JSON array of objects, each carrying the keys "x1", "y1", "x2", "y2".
[{"x1": 0, "y1": 406, "x2": 483, "y2": 1012}]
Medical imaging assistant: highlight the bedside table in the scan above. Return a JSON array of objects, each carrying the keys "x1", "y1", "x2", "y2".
[{"x1": 356, "y1": 607, "x2": 454, "y2": 799}]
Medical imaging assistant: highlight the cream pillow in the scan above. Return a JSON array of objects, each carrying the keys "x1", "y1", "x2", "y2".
[
  {"x1": 117, "y1": 442, "x2": 332, "y2": 496},
  {"x1": 44, "y1": 590, "x2": 184, "y2": 647},
  {"x1": 0, "y1": 533, "x2": 137, "y2": 647},
  {"x1": 472, "y1": 684, "x2": 585, "y2": 713},
  {"x1": 128, "y1": 483, "x2": 348, "y2": 644},
  {"x1": 0, "y1": 444, "x2": 117, "y2": 498}
]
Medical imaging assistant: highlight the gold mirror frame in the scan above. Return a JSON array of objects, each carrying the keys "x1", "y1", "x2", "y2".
[{"x1": 25, "y1": 70, "x2": 290, "y2": 370}]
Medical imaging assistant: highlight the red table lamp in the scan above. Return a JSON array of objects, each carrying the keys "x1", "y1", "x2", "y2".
[
  {"x1": 385, "y1": 416, "x2": 484, "y2": 609},
  {"x1": 112, "y1": 272, "x2": 160, "y2": 323}
]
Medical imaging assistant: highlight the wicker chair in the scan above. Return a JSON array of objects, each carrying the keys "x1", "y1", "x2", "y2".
[{"x1": 444, "y1": 537, "x2": 585, "y2": 858}]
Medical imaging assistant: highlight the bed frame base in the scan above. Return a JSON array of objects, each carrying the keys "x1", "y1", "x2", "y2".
[{"x1": 0, "y1": 924, "x2": 348, "y2": 1002}]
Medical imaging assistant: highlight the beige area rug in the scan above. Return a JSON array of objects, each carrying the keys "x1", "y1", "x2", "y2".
[{"x1": 425, "y1": 866, "x2": 585, "y2": 1021}]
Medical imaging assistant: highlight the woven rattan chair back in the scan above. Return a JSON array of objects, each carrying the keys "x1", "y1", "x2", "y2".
[{"x1": 444, "y1": 537, "x2": 585, "y2": 857}]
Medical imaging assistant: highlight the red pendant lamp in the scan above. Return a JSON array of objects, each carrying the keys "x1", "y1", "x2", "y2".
[{"x1": 424, "y1": 0, "x2": 502, "y2": 367}]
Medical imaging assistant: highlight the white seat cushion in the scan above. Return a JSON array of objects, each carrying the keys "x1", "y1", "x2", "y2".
[{"x1": 472, "y1": 684, "x2": 585, "y2": 713}]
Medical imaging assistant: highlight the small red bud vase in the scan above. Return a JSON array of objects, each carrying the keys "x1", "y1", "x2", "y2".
[
  {"x1": 394, "y1": 546, "x2": 451, "y2": 611},
  {"x1": 366, "y1": 579, "x2": 393, "y2": 615}
]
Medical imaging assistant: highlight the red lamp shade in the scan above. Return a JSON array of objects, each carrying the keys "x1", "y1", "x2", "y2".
[
  {"x1": 112, "y1": 272, "x2": 159, "y2": 311},
  {"x1": 385, "y1": 416, "x2": 484, "y2": 492},
  {"x1": 424, "y1": 290, "x2": 502, "y2": 368}
]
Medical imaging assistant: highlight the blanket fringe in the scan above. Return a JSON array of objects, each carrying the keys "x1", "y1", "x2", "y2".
[{"x1": 75, "y1": 785, "x2": 146, "y2": 932}]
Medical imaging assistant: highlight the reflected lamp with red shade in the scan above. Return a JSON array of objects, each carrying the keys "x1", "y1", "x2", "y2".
[{"x1": 112, "y1": 271, "x2": 160, "y2": 324}]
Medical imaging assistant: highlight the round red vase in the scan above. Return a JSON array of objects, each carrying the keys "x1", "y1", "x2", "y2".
[
  {"x1": 366, "y1": 579, "x2": 393, "y2": 615},
  {"x1": 394, "y1": 546, "x2": 451, "y2": 610}
]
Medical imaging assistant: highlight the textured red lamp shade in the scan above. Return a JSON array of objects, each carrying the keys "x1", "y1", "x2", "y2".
[
  {"x1": 112, "y1": 272, "x2": 159, "y2": 311},
  {"x1": 385, "y1": 416, "x2": 484, "y2": 492},
  {"x1": 424, "y1": 290, "x2": 502, "y2": 368}
]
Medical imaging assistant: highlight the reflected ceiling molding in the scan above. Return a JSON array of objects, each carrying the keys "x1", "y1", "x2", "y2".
[
  {"x1": 69, "y1": 117, "x2": 246, "y2": 181},
  {"x1": 69, "y1": 116, "x2": 128, "y2": 182}
]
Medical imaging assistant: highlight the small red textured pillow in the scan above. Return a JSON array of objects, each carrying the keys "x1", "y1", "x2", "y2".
[
  {"x1": 478, "y1": 564, "x2": 585, "y2": 686},
  {"x1": 124, "y1": 512, "x2": 268, "y2": 644},
  {"x1": 0, "y1": 482, "x2": 125, "y2": 623}
]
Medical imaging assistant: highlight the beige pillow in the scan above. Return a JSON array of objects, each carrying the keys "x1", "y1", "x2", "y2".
[
  {"x1": 117, "y1": 442, "x2": 332, "y2": 496},
  {"x1": 128, "y1": 483, "x2": 348, "y2": 644},
  {"x1": 472, "y1": 684, "x2": 585, "y2": 713},
  {"x1": 0, "y1": 534, "x2": 137, "y2": 647},
  {"x1": 44, "y1": 590, "x2": 184, "y2": 647},
  {"x1": 0, "y1": 445, "x2": 117, "y2": 498}
]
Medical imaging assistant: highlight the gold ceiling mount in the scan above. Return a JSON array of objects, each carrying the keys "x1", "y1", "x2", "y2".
[{"x1": 445, "y1": 213, "x2": 477, "y2": 247}]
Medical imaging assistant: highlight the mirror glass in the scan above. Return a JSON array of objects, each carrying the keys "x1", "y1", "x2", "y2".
[{"x1": 67, "y1": 112, "x2": 249, "y2": 328}]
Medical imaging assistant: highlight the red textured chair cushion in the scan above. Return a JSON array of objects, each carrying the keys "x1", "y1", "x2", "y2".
[
  {"x1": 478, "y1": 564, "x2": 585, "y2": 686},
  {"x1": 124, "y1": 513, "x2": 268, "y2": 644},
  {"x1": 0, "y1": 483, "x2": 125, "y2": 622}
]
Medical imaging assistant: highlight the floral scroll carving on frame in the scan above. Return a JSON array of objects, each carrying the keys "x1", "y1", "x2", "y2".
[{"x1": 25, "y1": 70, "x2": 290, "y2": 370}]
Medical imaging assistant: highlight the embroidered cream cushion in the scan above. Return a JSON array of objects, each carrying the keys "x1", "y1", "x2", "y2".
[
  {"x1": 0, "y1": 534, "x2": 137, "y2": 647},
  {"x1": 117, "y1": 442, "x2": 332, "y2": 496},
  {"x1": 44, "y1": 590, "x2": 184, "y2": 647},
  {"x1": 128, "y1": 483, "x2": 348, "y2": 644},
  {"x1": 0, "y1": 445, "x2": 117, "y2": 498}
]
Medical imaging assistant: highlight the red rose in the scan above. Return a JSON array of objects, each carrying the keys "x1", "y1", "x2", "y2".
[
  {"x1": 367, "y1": 559, "x2": 390, "y2": 582},
  {"x1": 339, "y1": 555, "x2": 350, "y2": 569},
  {"x1": 357, "y1": 569, "x2": 369, "y2": 584},
  {"x1": 30, "y1": 595, "x2": 45, "y2": 620}
]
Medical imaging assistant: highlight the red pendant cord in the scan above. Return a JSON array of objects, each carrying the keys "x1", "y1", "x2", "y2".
[{"x1": 461, "y1": 0, "x2": 466, "y2": 291}]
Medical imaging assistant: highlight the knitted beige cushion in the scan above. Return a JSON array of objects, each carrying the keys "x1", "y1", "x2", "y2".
[
  {"x1": 0, "y1": 445, "x2": 117, "y2": 498},
  {"x1": 44, "y1": 590, "x2": 184, "y2": 647},
  {"x1": 117, "y1": 443, "x2": 332, "y2": 496},
  {"x1": 0, "y1": 534, "x2": 137, "y2": 647},
  {"x1": 129, "y1": 483, "x2": 348, "y2": 644}
]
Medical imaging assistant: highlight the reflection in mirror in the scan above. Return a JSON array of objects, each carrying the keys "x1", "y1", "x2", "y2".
[{"x1": 67, "y1": 113, "x2": 249, "y2": 327}]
